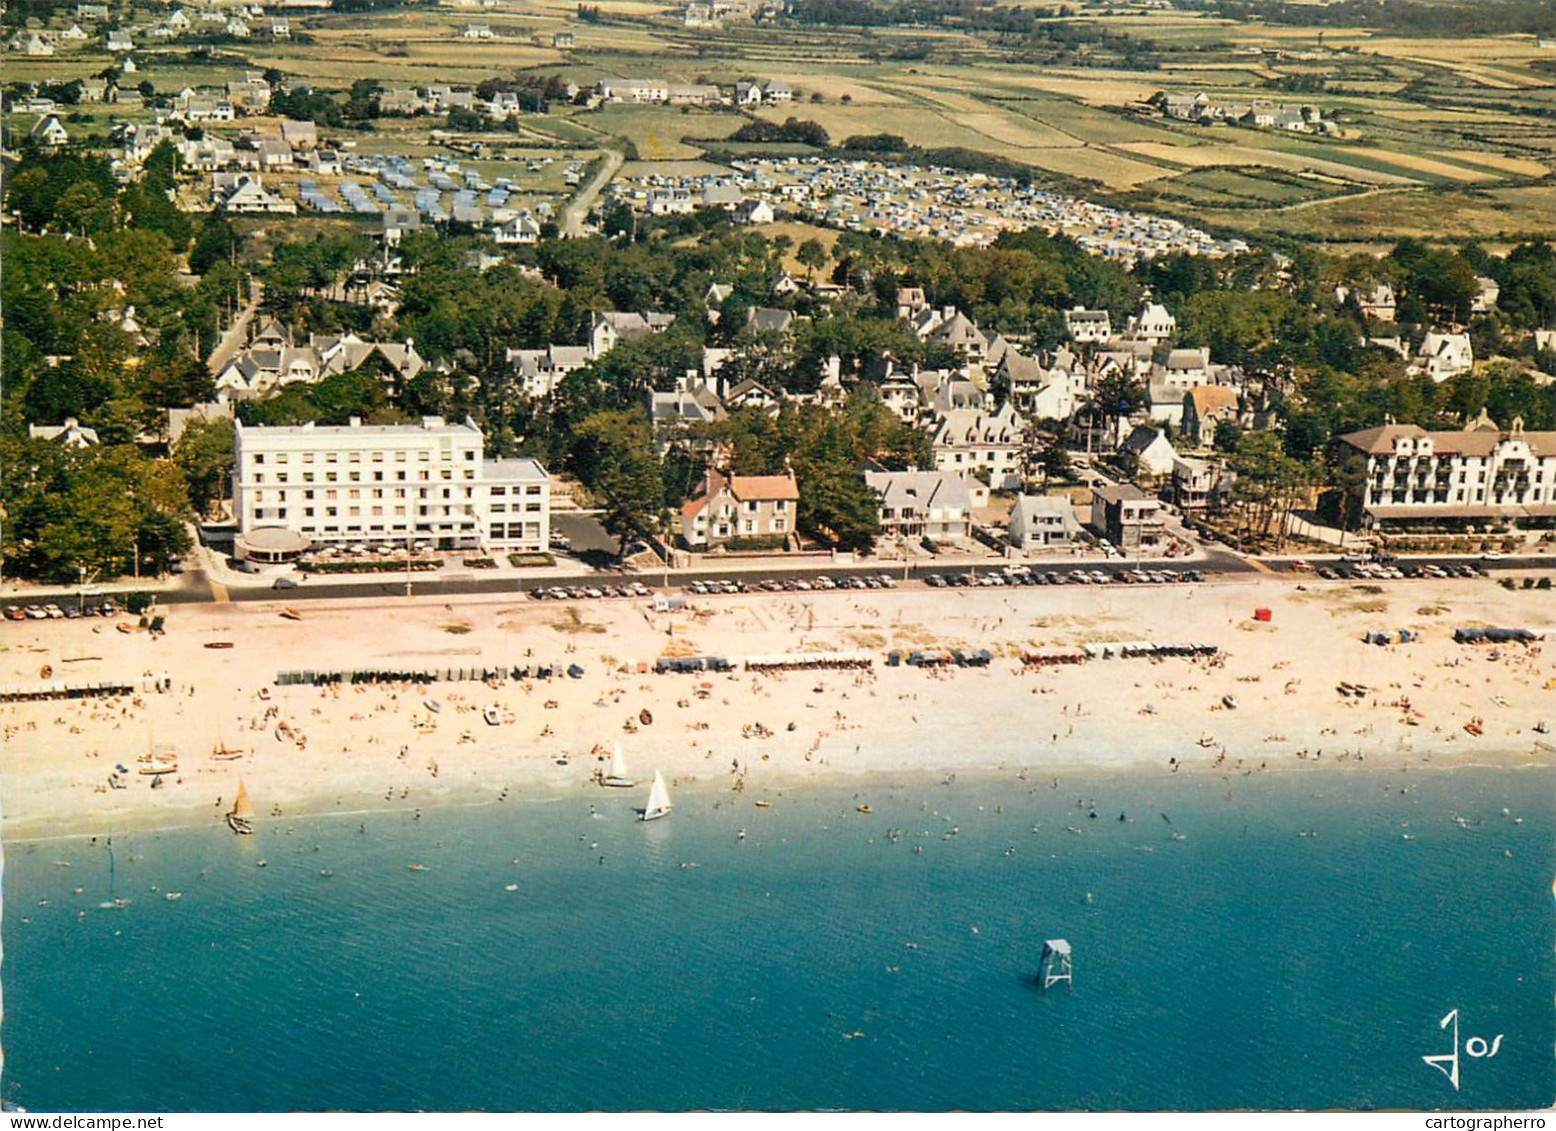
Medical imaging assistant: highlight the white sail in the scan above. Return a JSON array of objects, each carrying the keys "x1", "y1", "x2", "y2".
[
  {"x1": 642, "y1": 769, "x2": 672, "y2": 821},
  {"x1": 610, "y1": 743, "x2": 628, "y2": 780}
]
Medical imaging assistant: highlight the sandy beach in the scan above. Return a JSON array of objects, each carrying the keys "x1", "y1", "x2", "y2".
[{"x1": 2, "y1": 576, "x2": 1552, "y2": 841}]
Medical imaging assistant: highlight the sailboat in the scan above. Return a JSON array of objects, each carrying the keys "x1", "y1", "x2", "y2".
[
  {"x1": 226, "y1": 778, "x2": 255, "y2": 835},
  {"x1": 639, "y1": 769, "x2": 672, "y2": 822},
  {"x1": 602, "y1": 742, "x2": 636, "y2": 788}
]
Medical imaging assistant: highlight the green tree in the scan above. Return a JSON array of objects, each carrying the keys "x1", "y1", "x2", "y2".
[
  {"x1": 797, "y1": 238, "x2": 828, "y2": 282},
  {"x1": 568, "y1": 411, "x2": 663, "y2": 544},
  {"x1": 173, "y1": 418, "x2": 236, "y2": 516}
]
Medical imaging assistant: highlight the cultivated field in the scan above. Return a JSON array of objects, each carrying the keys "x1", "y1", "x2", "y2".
[{"x1": 42, "y1": 0, "x2": 1550, "y2": 249}]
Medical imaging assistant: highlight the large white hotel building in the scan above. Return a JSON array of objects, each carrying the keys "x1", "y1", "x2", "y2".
[
  {"x1": 232, "y1": 416, "x2": 549, "y2": 561},
  {"x1": 1335, "y1": 415, "x2": 1556, "y2": 530}
]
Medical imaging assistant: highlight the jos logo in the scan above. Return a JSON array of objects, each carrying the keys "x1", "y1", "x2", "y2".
[{"x1": 1422, "y1": 1008, "x2": 1504, "y2": 1091}]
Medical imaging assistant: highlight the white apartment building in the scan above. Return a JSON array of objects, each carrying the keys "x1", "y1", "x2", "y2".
[
  {"x1": 1336, "y1": 415, "x2": 1556, "y2": 529},
  {"x1": 233, "y1": 416, "x2": 549, "y2": 560}
]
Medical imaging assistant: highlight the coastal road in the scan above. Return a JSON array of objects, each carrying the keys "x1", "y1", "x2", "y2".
[
  {"x1": 561, "y1": 146, "x2": 623, "y2": 238},
  {"x1": 7, "y1": 551, "x2": 1550, "y2": 611}
]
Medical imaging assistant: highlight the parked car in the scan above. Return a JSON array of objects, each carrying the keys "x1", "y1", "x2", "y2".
[{"x1": 273, "y1": 577, "x2": 299, "y2": 590}]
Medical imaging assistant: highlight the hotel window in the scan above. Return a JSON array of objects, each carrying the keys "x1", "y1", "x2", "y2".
[
  {"x1": 253, "y1": 473, "x2": 265, "y2": 484},
  {"x1": 374, "y1": 472, "x2": 384, "y2": 482},
  {"x1": 395, "y1": 451, "x2": 406, "y2": 462},
  {"x1": 526, "y1": 486, "x2": 541, "y2": 495},
  {"x1": 372, "y1": 452, "x2": 384, "y2": 462},
  {"x1": 254, "y1": 454, "x2": 265, "y2": 464},
  {"x1": 303, "y1": 472, "x2": 314, "y2": 483},
  {"x1": 326, "y1": 471, "x2": 338, "y2": 483},
  {"x1": 349, "y1": 453, "x2": 361, "y2": 463},
  {"x1": 326, "y1": 453, "x2": 338, "y2": 463},
  {"x1": 348, "y1": 489, "x2": 360, "y2": 500},
  {"x1": 326, "y1": 507, "x2": 337, "y2": 517},
  {"x1": 305, "y1": 507, "x2": 315, "y2": 517},
  {"x1": 303, "y1": 453, "x2": 314, "y2": 464},
  {"x1": 276, "y1": 454, "x2": 288, "y2": 464},
  {"x1": 348, "y1": 507, "x2": 360, "y2": 517},
  {"x1": 525, "y1": 503, "x2": 540, "y2": 513},
  {"x1": 492, "y1": 504, "x2": 506, "y2": 514},
  {"x1": 418, "y1": 452, "x2": 430, "y2": 461},
  {"x1": 397, "y1": 471, "x2": 407, "y2": 481}
]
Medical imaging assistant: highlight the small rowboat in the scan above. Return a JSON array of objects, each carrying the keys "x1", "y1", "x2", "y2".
[
  {"x1": 639, "y1": 708, "x2": 653, "y2": 726},
  {"x1": 280, "y1": 608, "x2": 301, "y2": 621},
  {"x1": 116, "y1": 623, "x2": 134, "y2": 634},
  {"x1": 1464, "y1": 722, "x2": 1483, "y2": 737},
  {"x1": 856, "y1": 804, "x2": 873, "y2": 814},
  {"x1": 204, "y1": 641, "x2": 234, "y2": 650},
  {"x1": 483, "y1": 705, "x2": 500, "y2": 726},
  {"x1": 754, "y1": 800, "x2": 771, "y2": 809}
]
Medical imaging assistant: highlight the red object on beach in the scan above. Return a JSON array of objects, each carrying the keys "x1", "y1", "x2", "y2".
[{"x1": 1254, "y1": 608, "x2": 1273, "y2": 622}]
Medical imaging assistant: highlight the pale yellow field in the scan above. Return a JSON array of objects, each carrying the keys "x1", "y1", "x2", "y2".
[
  {"x1": 784, "y1": 74, "x2": 906, "y2": 104},
  {"x1": 1430, "y1": 151, "x2": 1551, "y2": 177},
  {"x1": 1017, "y1": 145, "x2": 1173, "y2": 188},
  {"x1": 954, "y1": 112, "x2": 1086, "y2": 149},
  {"x1": 879, "y1": 81, "x2": 1086, "y2": 148},
  {"x1": 620, "y1": 160, "x2": 731, "y2": 178},
  {"x1": 1114, "y1": 140, "x2": 1418, "y2": 186},
  {"x1": 1343, "y1": 146, "x2": 1498, "y2": 183}
]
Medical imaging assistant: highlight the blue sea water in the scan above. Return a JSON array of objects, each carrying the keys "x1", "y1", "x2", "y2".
[{"x1": 2, "y1": 766, "x2": 1552, "y2": 1112}]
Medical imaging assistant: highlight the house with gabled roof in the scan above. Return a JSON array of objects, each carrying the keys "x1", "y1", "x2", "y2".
[
  {"x1": 1120, "y1": 423, "x2": 1178, "y2": 479},
  {"x1": 1182, "y1": 385, "x2": 1240, "y2": 448},
  {"x1": 1065, "y1": 307, "x2": 1111, "y2": 344},
  {"x1": 28, "y1": 417, "x2": 99, "y2": 448},
  {"x1": 1413, "y1": 331, "x2": 1473, "y2": 383},
  {"x1": 931, "y1": 402, "x2": 1027, "y2": 490},
  {"x1": 30, "y1": 115, "x2": 70, "y2": 148},
  {"x1": 680, "y1": 466, "x2": 799, "y2": 548},
  {"x1": 1008, "y1": 494, "x2": 1078, "y2": 549},
  {"x1": 863, "y1": 468, "x2": 974, "y2": 546}
]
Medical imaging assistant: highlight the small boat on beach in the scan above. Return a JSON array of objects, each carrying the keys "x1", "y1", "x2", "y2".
[
  {"x1": 1222, "y1": 695, "x2": 1239, "y2": 710},
  {"x1": 211, "y1": 742, "x2": 244, "y2": 761},
  {"x1": 754, "y1": 800, "x2": 771, "y2": 809},
  {"x1": 482, "y1": 705, "x2": 500, "y2": 726},
  {"x1": 601, "y1": 742, "x2": 636, "y2": 788},
  {"x1": 116, "y1": 622, "x2": 134, "y2": 634},
  {"x1": 138, "y1": 743, "x2": 178, "y2": 775},
  {"x1": 856, "y1": 804, "x2": 873, "y2": 814},
  {"x1": 640, "y1": 769, "x2": 672, "y2": 822},
  {"x1": 424, "y1": 698, "x2": 442, "y2": 714},
  {"x1": 280, "y1": 608, "x2": 301, "y2": 621},
  {"x1": 226, "y1": 779, "x2": 254, "y2": 835},
  {"x1": 204, "y1": 642, "x2": 234, "y2": 650}
]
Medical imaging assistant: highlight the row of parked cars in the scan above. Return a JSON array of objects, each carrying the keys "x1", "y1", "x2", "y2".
[
  {"x1": 4, "y1": 599, "x2": 121, "y2": 621},
  {"x1": 1317, "y1": 562, "x2": 1484, "y2": 581},
  {"x1": 1291, "y1": 559, "x2": 1486, "y2": 581},
  {"x1": 926, "y1": 568, "x2": 1206, "y2": 588},
  {"x1": 527, "y1": 582, "x2": 654, "y2": 601}
]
